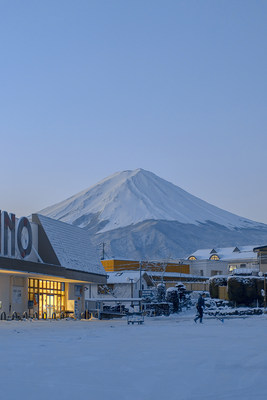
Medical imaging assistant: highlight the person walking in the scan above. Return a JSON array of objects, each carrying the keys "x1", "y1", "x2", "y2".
[{"x1": 194, "y1": 293, "x2": 205, "y2": 323}]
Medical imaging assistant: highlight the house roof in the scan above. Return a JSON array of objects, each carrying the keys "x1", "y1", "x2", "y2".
[
  {"x1": 148, "y1": 271, "x2": 207, "y2": 279},
  {"x1": 33, "y1": 214, "x2": 106, "y2": 276},
  {"x1": 107, "y1": 271, "x2": 153, "y2": 285},
  {"x1": 188, "y1": 245, "x2": 258, "y2": 261},
  {"x1": 253, "y1": 245, "x2": 267, "y2": 252}
]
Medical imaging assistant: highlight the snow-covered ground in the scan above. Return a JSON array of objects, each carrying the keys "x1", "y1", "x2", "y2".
[{"x1": 1, "y1": 311, "x2": 267, "y2": 400}]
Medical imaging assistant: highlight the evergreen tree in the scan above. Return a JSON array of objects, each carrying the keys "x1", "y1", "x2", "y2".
[{"x1": 166, "y1": 287, "x2": 179, "y2": 313}]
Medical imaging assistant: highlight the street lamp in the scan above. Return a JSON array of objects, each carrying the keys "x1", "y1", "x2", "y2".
[{"x1": 127, "y1": 277, "x2": 134, "y2": 307}]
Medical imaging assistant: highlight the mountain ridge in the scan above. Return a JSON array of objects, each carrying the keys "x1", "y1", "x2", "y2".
[{"x1": 38, "y1": 169, "x2": 267, "y2": 259}]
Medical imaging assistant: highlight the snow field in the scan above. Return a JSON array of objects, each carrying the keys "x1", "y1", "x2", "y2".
[{"x1": 1, "y1": 313, "x2": 267, "y2": 400}]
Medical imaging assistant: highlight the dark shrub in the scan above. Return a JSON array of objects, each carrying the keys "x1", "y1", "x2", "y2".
[
  {"x1": 227, "y1": 276, "x2": 245, "y2": 304},
  {"x1": 243, "y1": 277, "x2": 257, "y2": 305},
  {"x1": 157, "y1": 283, "x2": 166, "y2": 302},
  {"x1": 166, "y1": 288, "x2": 179, "y2": 313},
  {"x1": 209, "y1": 276, "x2": 228, "y2": 298},
  {"x1": 228, "y1": 276, "x2": 264, "y2": 306}
]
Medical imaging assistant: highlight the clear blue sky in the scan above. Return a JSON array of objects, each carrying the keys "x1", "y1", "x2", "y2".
[{"x1": 1, "y1": 0, "x2": 267, "y2": 223}]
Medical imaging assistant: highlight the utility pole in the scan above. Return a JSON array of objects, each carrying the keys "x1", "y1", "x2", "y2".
[
  {"x1": 101, "y1": 243, "x2": 106, "y2": 260},
  {"x1": 139, "y1": 261, "x2": 142, "y2": 297},
  {"x1": 139, "y1": 261, "x2": 142, "y2": 312},
  {"x1": 264, "y1": 273, "x2": 266, "y2": 310},
  {"x1": 129, "y1": 278, "x2": 134, "y2": 307},
  {"x1": 259, "y1": 252, "x2": 266, "y2": 310}
]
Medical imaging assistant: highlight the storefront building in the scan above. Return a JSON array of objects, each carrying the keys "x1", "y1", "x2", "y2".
[{"x1": 0, "y1": 211, "x2": 106, "y2": 319}]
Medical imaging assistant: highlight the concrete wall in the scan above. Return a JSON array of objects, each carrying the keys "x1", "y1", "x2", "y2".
[
  {"x1": 0, "y1": 274, "x2": 28, "y2": 316},
  {"x1": 67, "y1": 283, "x2": 85, "y2": 317},
  {"x1": 189, "y1": 259, "x2": 259, "y2": 277},
  {"x1": 84, "y1": 278, "x2": 149, "y2": 300},
  {"x1": 189, "y1": 260, "x2": 228, "y2": 277},
  {"x1": 84, "y1": 284, "x2": 98, "y2": 299},
  {"x1": 0, "y1": 274, "x2": 11, "y2": 315},
  {"x1": 184, "y1": 282, "x2": 210, "y2": 292},
  {"x1": 11, "y1": 276, "x2": 28, "y2": 315}
]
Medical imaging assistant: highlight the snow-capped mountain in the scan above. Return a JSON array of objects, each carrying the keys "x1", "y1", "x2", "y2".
[{"x1": 39, "y1": 169, "x2": 267, "y2": 259}]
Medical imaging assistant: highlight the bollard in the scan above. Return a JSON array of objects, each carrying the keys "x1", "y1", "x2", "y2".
[
  {"x1": 1, "y1": 311, "x2": 6, "y2": 320},
  {"x1": 22, "y1": 311, "x2": 28, "y2": 319},
  {"x1": 12, "y1": 311, "x2": 18, "y2": 320},
  {"x1": 33, "y1": 312, "x2": 39, "y2": 319}
]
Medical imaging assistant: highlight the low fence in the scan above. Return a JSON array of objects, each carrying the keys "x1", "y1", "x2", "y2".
[
  {"x1": 218, "y1": 286, "x2": 229, "y2": 300},
  {"x1": 184, "y1": 282, "x2": 209, "y2": 292}
]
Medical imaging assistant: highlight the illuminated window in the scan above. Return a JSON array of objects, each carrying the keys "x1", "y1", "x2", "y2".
[
  {"x1": 229, "y1": 265, "x2": 237, "y2": 272},
  {"x1": 188, "y1": 256, "x2": 197, "y2": 260},
  {"x1": 210, "y1": 255, "x2": 220, "y2": 260},
  {"x1": 28, "y1": 279, "x2": 65, "y2": 319}
]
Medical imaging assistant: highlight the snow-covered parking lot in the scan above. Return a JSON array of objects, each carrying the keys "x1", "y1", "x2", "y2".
[{"x1": 1, "y1": 312, "x2": 267, "y2": 400}]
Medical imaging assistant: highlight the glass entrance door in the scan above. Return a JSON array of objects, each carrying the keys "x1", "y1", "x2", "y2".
[{"x1": 47, "y1": 295, "x2": 54, "y2": 318}]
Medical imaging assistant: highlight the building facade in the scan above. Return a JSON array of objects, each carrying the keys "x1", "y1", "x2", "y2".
[
  {"x1": 0, "y1": 211, "x2": 106, "y2": 319},
  {"x1": 97, "y1": 270, "x2": 154, "y2": 298},
  {"x1": 253, "y1": 245, "x2": 267, "y2": 273},
  {"x1": 101, "y1": 259, "x2": 206, "y2": 290},
  {"x1": 187, "y1": 246, "x2": 259, "y2": 277}
]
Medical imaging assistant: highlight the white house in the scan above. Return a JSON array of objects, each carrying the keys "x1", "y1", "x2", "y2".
[
  {"x1": 187, "y1": 246, "x2": 259, "y2": 277},
  {"x1": 95, "y1": 270, "x2": 154, "y2": 299}
]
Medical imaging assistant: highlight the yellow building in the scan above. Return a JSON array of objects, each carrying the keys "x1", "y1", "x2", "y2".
[
  {"x1": 101, "y1": 259, "x2": 206, "y2": 289},
  {"x1": 101, "y1": 259, "x2": 190, "y2": 274}
]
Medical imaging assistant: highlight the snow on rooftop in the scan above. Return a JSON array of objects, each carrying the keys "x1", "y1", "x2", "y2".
[
  {"x1": 149, "y1": 271, "x2": 207, "y2": 279},
  {"x1": 36, "y1": 214, "x2": 106, "y2": 275},
  {"x1": 107, "y1": 271, "x2": 143, "y2": 284},
  {"x1": 188, "y1": 245, "x2": 258, "y2": 261}
]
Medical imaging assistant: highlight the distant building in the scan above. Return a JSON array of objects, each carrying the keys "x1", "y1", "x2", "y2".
[
  {"x1": 253, "y1": 245, "x2": 267, "y2": 273},
  {"x1": 101, "y1": 259, "x2": 206, "y2": 289},
  {"x1": 97, "y1": 270, "x2": 154, "y2": 299},
  {"x1": 187, "y1": 246, "x2": 259, "y2": 277}
]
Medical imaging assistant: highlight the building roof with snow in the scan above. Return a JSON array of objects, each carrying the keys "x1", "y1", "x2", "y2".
[
  {"x1": 187, "y1": 245, "x2": 258, "y2": 261},
  {"x1": 107, "y1": 271, "x2": 153, "y2": 285},
  {"x1": 32, "y1": 214, "x2": 106, "y2": 278}
]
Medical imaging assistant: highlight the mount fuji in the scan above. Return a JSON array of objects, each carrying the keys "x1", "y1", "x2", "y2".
[{"x1": 38, "y1": 169, "x2": 267, "y2": 260}]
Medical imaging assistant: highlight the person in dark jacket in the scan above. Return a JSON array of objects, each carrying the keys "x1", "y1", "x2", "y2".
[{"x1": 194, "y1": 293, "x2": 205, "y2": 323}]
